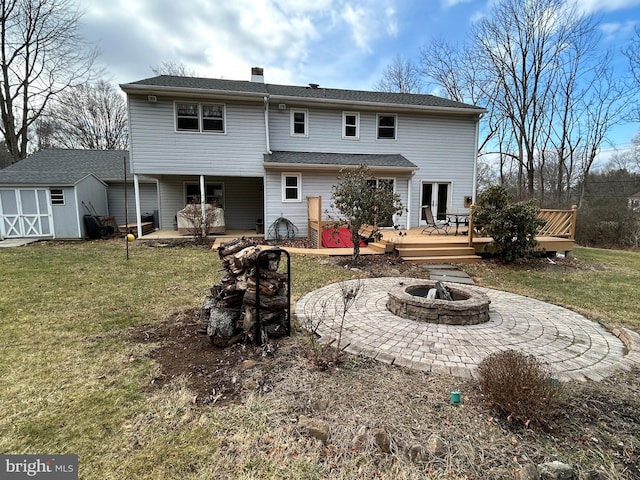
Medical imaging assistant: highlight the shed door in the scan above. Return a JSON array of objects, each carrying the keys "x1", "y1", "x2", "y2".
[{"x1": 0, "y1": 189, "x2": 53, "y2": 238}]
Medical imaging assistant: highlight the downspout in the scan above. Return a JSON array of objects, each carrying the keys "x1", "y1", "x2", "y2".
[
  {"x1": 134, "y1": 174, "x2": 142, "y2": 238},
  {"x1": 263, "y1": 95, "x2": 271, "y2": 239},
  {"x1": 200, "y1": 175, "x2": 206, "y2": 237},
  {"x1": 472, "y1": 114, "x2": 482, "y2": 203},
  {"x1": 264, "y1": 96, "x2": 272, "y2": 154}
]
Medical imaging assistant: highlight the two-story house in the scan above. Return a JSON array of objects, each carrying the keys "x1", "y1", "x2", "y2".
[{"x1": 119, "y1": 68, "x2": 485, "y2": 239}]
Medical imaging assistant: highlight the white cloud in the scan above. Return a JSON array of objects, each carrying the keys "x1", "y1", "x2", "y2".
[
  {"x1": 81, "y1": 0, "x2": 401, "y2": 85},
  {"x1": 574, "y1": 0, "x2": 640, "y2": 14},
  {"x1": 600, "y1": 20, "x2": 638, "y2": 40},
  {"x1": 441, "y1": 0, "x2": 474, "y2": 7}
]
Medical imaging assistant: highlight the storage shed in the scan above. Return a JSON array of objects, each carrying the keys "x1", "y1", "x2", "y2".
[{"x1": 0, "y1": 149, "x2": 158, "y2": 240}]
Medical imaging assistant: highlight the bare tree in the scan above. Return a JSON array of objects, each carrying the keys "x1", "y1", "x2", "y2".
[
  {"x1": 624, "y1": 26, "x2": 640, "y2": 122},
  {"x1": 0, "y1": 0, "x2": 98, "y2": 163},
  {"x1": 151, "y1": 61, "x2": 198, "y2": 77},
  {"x1": 420, "y1": 0, "x2": 630, "y2": 202},
  {"x1": 37, "y1": 80, "x2": 128, "y2": 150},
  {"x1": 373, "y1": 54, "x2": 422, "y2": 93},
  {"x1": 605, "y1": 133, "x2": 640, "y2": 173}
]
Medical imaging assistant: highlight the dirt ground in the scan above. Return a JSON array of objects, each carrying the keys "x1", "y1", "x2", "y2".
[{"x1": 129, "y1": 249, "x2": 639, "y2": 478}]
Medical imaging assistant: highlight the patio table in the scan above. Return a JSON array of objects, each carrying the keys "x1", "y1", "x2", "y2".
[{"x1": 446, "y1": 212, "x2": 469, "y2": 235}]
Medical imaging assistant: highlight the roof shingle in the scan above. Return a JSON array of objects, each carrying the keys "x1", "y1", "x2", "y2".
[
  {"x1": 0, "y1": 149, "x2": 131, "y2": 186},
  {"x1": 123, "y1": 75, "x2": 485, "y2": 112}
]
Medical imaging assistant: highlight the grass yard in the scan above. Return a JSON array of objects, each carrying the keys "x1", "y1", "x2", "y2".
[{"x1": 0, "y1": 240, "x2": 638, "y2": 479}]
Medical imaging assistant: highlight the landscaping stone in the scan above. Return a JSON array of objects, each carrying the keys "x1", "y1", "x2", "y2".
[
  {"x1": 427, "y1": 434, "x2": 447, "y2": 455},
  {"x1": 515, "y1": 464, "x2": 540, "y2": 480},
  {"x1": 298, "y1": 416, "x2": 330, "y2": 443},
  {"x1": 371, "y1": 428, "x2": 391, "y2": 453},
  {"x1": 537, "y1": 461, "x2": 574, "y2": 479}
]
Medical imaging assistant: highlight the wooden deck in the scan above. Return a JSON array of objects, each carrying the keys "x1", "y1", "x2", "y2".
[
  {"x1": 138, "y1": 227, "x2": 574, "y2": 264},
  {"x1": 374, "y1": 229, "x2": 574, "y2": 264}
]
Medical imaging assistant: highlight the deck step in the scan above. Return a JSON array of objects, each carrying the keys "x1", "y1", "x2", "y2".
[
  {"x1": 366, "y1": 241, "x2": 388, "y2": 253},
  {"x1": 400, "y1": 254, "x2": 482, "y2": 265},
  {"x1": 396, "y1": 246, "x2": 475, "y2": 257}
]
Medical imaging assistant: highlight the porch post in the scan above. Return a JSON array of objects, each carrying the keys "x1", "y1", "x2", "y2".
[
  {"x1": 200, "y1": 175, "x2": 206, "y2": 237},
  {"x1": 134, "y1": 174, "x2": 142, "y2": 238}
]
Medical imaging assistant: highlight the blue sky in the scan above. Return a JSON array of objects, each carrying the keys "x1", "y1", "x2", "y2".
[{"x1": 79, "y1": 0, "x2": 640, "y2": 154}]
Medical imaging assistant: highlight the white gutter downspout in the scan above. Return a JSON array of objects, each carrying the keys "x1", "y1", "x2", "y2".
[
  {"x1": 264, "y1": 96, "x2": 272, "y2": 154},
  {"x1": 134, "y1": 174, "x2": 142, "y2": 238},
  {"x1": 407, "y1": 171, "x2": 416, "y2": 229},
  {"x1": 200, "y1": 175, "x2": 206, "y2": 237},
  {"x1": 472, "y1": 115, "x2": 481, "y2": 203}
]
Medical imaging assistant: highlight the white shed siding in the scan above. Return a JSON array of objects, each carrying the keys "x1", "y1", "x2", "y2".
[
  {"x1": 128, "y1": 95, "x2": 267, "y2": 176},
  {"x1": 264, "y1": 169, "x2": 410, "y2": 238},
  {"x1": 268, "y1": 105, "x2": 478, "y2": 228}
]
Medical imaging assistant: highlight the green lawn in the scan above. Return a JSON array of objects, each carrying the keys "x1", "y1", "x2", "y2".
[
  {"x1": 465, "y1": 246, "x2": 640, "y2": 331},
  {"x1": 0, "y1": 240, "x2": 638, "y2": 479}
]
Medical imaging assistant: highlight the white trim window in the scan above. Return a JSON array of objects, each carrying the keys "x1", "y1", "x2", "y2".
[
  {"x1": 342, "y1": 111, "x2": 359, "y2": 139},
  {"x1": 377, "y1": 113, "x2": 397, "y2": 140},
  {"x1": 50, "y1": 188, "x2": 65, "y2": 205},
  {"x1": 175, "y1": 102, "x2": 226, "y2": 133},
  {"x1": 290, "y1": 109, "x2": 308, "y2": 137},
  {"x1": 282, "y1": 173, "x2": 302, "y2": 202}
]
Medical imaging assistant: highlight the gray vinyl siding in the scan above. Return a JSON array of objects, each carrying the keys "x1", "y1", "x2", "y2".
[
  {"x1": 48, "y1": 186, "x2": 79, "y2": 238},
  {"x1": 264, "y1": 170, "x2": 410, "y2": 239},
  {"x1": 268, "y1": 104, "x2": 478, "y2": 228},
  {"x1": 106, "y1": 181, "x2": 158, "y2": 227},
  {"x1": 157, "y1": 176, "x2": 263, "y2": 231},
  {"x1": 74, "y1": 176, "x2": 109, "y2": 239},
  {"x1": 128, "y1": 95, "x2": 266, "y2": 176}
]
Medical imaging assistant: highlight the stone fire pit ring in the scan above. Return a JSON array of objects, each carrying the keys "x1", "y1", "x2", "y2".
[{"x1": 387, "y1": 280, "x2": 491, "y2": 325}]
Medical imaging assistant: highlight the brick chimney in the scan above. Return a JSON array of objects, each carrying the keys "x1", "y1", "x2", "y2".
[{"x1": 251, "y1": 67, "x2": 264, "y2": 83}]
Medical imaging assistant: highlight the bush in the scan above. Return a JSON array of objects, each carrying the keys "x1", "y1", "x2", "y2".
[
  {"x1": 473, "y1": 185, "x2": 544, "y2": 263},
  {"x1": 478, "y1": 350, "x2": 561, "y2": 427}
]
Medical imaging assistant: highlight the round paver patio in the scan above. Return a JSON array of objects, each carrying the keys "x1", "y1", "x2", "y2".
[{"x1": 296, "y1": 277, "x2": 640, "y2": 381}]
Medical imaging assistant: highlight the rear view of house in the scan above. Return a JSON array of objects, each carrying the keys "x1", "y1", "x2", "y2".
[{"x1": 120, "y1": 68, "x2": 485, "y2": 238}]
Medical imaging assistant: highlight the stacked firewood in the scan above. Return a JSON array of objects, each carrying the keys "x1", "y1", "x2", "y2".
[{"x1": 201, "y1": 238, "x2": 289, "y2": 346}]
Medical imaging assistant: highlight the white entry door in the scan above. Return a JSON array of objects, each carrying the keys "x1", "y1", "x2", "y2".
[
  {"x1": 420, "y1": 182, "x2": 450, "y2": 222},
  {"x1": 0, "y1": 189, "x2": 53, "y2": 238}
]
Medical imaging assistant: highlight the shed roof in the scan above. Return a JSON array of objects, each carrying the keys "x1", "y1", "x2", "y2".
[{"x1": 0, "y1": 149, "x2": 133, "y2": 186}]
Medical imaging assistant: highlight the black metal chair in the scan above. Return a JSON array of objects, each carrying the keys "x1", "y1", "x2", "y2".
[{"x1": 421, "y1": 206, "x2": 450, "y2": 235}]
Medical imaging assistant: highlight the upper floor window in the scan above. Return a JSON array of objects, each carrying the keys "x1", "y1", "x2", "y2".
[
  {"x1": 282, "y1": 173, "x2": 302, "y2": 202},
  {"x1": 176, "y1": 103, "x2": 225, "y2": 133},
  {"x1": 343, "y1": 112, "x2": 359, "y2": 139},
  {"x1": 290, "y1": 109, "x2": 308, "y2": 137},
  {"x1": 50, "y1": 188, "x2": 64, "y2": 205},
  {"x1": 377, "y1": 114, "x2": 397, "y2": 140}
]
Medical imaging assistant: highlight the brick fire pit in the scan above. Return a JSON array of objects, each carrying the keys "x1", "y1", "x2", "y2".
[{"x1": 387, "y1": 280, "x2": 490, "y2": 325}]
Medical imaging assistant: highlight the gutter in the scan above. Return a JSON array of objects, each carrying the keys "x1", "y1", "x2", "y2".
[{"x1": 263, "y1": 162, "x2": 417, "y2": 174}]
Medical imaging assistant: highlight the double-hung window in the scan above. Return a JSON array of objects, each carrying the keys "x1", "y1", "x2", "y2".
[
  {"x1": 282, "y1": 173, "x2": 302, "y2": 202},
  {"x1": 176, "y1": 103, "x2": 225, "y2": 133},
  {"x1": 290, "y1": 109, "x2": 308, "y2": 136},
  {"x1": 377, "y1": 114, "x2": 397, "y2": 139},
  {"x1": 343, "y1": 112, "x2": 359, "y2": 139}
]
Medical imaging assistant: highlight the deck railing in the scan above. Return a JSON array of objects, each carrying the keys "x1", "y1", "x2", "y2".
[
  {"x1": 467, "y1": 204, "x2": 577, "y2": 245},
  {"x1": 537, "y1": 205, "x2": 577, "y2": 239}
]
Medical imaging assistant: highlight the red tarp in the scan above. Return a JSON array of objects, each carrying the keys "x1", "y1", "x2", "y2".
[{"x1": 321, "y1": 227, "x2": 366, "y2": 248}]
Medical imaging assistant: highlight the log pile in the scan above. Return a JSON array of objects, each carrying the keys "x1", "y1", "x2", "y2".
[{"x1": 201, "y1": 238, "x2": 289, "y2": 346}]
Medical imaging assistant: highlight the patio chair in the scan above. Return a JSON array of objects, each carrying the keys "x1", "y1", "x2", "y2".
[{"x1": 421, "y1": 206, "x2": 450, "y2": 235}]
